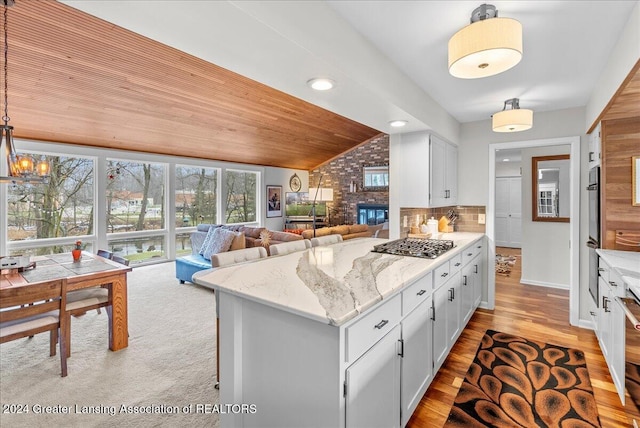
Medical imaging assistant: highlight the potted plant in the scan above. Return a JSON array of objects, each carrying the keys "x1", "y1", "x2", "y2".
[{"x1": 72, "y1": 240, "x2": 82, "y2": 262}]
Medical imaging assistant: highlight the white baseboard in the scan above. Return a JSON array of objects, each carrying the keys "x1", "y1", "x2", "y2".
[{"x1": 519, "y1": 278, "x2": 569, "y2": 290}]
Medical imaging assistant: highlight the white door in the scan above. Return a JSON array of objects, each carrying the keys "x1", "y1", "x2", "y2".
[
  {"x1": 401, "y1": 297, "x2": 433, "y2": 427},
  {"x1": 346, "y1": 324, "x2": 401, "y2": 428},
  {"x1": 495, "y1": 177, "x2": 522, "y2": 248}
]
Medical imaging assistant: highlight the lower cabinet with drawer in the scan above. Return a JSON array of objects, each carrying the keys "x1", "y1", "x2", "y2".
[{"x1": 214, "y1": 236, "x2": 486, "y2": 428}]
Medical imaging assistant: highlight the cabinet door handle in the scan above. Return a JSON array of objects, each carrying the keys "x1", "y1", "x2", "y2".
[
  {"x1": 474, "y1": 265, "x2": 478, "y2": 274},
  {"x1": 430, "y1": 305, "x2": 435, "y2": 321},
  {"x1": 603, "y1": 297, "x2": 610, "y2": 313},
  {"x1": 463, "y1": 275, "x2": 467, "y2": 286},
  {"x1": 448, "y1": 288, "x2": 454, "y2": 301},
  {"x1": 441, "y1": 272, "x2": 448, "y2": 278},
  {"x1": 609, "y1": 281, "x2": 617, "y2": 287},
  {"x1": 477, "y1": 245, "x2": 482, "y2": 249},
  {"x1": 467, "y1": 252, "x2": 473, "y2": 256},
  {"x1": 374, "y1": 319, "x2": 389, "y2": 329},
  {"x1": 417, "y1": 289, "x2": 426, "y2": 296},
  {"x1": 454, "y1": 262, "x2": 461, "y2": 267},
  {"x1": 589, "y1": 151, "x2": 594, "y2": 162},
  {"x1": 598, "y1": 268, "x2": 605, "y2": 272}
]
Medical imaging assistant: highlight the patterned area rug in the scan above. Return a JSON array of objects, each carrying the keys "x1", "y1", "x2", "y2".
[
  {"x1": 496, "y1": 253, "x2": 517, "y2": 276},
  {"x1": 445, "y1": 330, "x2": 601, "y2": 427}
]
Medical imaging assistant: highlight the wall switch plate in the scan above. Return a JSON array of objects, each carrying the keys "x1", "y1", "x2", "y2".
[
  {"x1": 403, "y1": 216, "x2": 408, "y2": 227},
  {"x1": 478, "y1": 214, "x2": 486, "y2": 225}
]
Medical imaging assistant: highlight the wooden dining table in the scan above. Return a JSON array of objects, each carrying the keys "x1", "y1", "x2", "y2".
[{"x1": 0, "y1": 251, "x2": 132, "y2": 351}]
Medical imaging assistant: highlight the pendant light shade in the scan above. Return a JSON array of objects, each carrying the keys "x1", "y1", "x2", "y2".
[
  {"x1": 0, "y1": 0, "x2": 49, "y2": 184},
  {"x1": 492, "y1": 98, "x2": 533, "y2": 132},
  {"x1": 448, "y1": 4, "x2": 522, "y2": 79}
]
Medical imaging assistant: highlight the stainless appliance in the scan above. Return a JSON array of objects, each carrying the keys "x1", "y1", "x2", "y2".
[
  {"x1": 621, "y1": 290, "x2": 640, "y2": 426},
  {"x1": 587, "y1": 166, "x2": 600, "y2": 306},
  {"x1": 372, "y1": 238, "x2": 455, "y2": 259}
]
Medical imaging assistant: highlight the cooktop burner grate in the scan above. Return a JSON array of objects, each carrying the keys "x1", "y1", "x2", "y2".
[{"x1": 372, "y1": 238, "x2": 455, "y2": 259}]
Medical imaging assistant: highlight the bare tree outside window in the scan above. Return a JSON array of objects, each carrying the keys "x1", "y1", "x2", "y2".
[
  {"x1": 225, "y1": 170, "x2": 257, "y2": 224},
  {"x1": 7, "y1": 153, "x2": 94, "y2": 254},
  {"x1": 176, "y1": 165, "x2": 218, "y2": 227}
]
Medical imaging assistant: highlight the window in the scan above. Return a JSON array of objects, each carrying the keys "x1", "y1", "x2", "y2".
[
  {"x1": 225, "y1": 169, "x2": 258, "y2": 224},
  {"x1": 175, "y1": 165, "x2": 219, "y2": 227},
  {"x1": 106, "y1": 160, "x2": 165, "y2": 232},
  {"x1": 7, "y1": 152, "x2": 94, "y2": 254}
]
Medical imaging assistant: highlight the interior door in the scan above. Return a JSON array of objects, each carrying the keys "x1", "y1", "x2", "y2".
[{"x1": 495, "y1": 177, "x2": 522, "y2": 248}]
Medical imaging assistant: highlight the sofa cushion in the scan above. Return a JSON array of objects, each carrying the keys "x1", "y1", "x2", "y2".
[
  {"x1": 202, "y1": 228, "x2": 237, "y2": 260},
  {"x1": 240, "y1": 226, "x2": 267, "y2": 239},
  {"x1": 229, "y1": 231, "x2": 246, "y2": 251},
  {"x1": 199, "y1": 225, "x2": 220, "y2": 255},
  {"x1": 348, "y1": 224, "x2": 369, "y2": 234},
  {"x1": 270, "y1": 231, "x2": 304, "y2": 242}
]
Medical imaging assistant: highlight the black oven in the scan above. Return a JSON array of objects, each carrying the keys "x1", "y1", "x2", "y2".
[{"x1": 587, "y1": 166, "x2": 600, "y2": 306}]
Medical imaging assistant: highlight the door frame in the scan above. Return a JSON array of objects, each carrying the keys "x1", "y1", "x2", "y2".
[{"x1": 487, "y1": 136, "x2": 580, "y2": 326}]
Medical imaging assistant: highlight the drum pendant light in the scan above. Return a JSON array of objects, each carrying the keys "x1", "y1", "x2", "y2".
[
  {"x1": 448, "y1": 4, "x2": 522, "y2": 79},
  {"x1": 492, "y1": 98, "x2": 533, "y2": 132}
]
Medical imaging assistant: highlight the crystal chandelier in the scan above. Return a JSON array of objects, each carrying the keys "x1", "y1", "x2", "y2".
[{"x1": 0, "y1": 0, "x2": 49, "y2": 184}]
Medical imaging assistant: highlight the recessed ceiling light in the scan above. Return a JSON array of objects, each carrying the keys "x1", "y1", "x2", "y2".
[
  {"x1": 389, "y1": 120, "x2": 408, "y2": 127},
  {"x1": 307, "y1": 78, "x2": 335, "y2": 91}
]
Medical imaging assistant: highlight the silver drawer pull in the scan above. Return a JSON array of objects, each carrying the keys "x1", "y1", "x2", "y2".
[
  {"x1": 441, "y1": 272, "x2": 448, "y2": 278},
  {"x1": 454, "y1": 262, "x2": 461, "y2": 267},
  {"x1": 467, "y1": 253, "x2": 473, "y2": 256},
  {"x1": 598, "y1": 268, "x2": 605, "y2": 272},
  {"x1": 374, "y1": 320, "x2": 389, "y2": 329},
  {"x1": 609, "y1": 281, "x2": 617, "y2": 287},
  {"x1": 463, "y1": 275, "x2": 467, "y2": 286},
  {"x1": 417, "y1": 289, "x2": 426, "y2": 296}
]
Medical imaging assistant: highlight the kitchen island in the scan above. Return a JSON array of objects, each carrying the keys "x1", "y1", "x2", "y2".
[{"x1": 194, "y1": 233, "x2": 486, "y2": 428}]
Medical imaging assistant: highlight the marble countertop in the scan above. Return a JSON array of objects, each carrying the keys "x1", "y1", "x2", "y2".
[
  {"x1": 194, "y1": 233, "x2": 484, "y2": 326},
  {"x1": 596, "y1": 249, "x2": 640, "y2": 296}
]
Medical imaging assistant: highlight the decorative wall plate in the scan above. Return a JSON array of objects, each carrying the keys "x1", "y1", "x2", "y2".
[{"x1": 289, "y1": 173, "x2": 302, "y2": 192}]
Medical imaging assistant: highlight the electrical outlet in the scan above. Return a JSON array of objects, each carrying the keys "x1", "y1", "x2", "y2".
[
  {"x1": 403, "y1": 216, "x2": 408, "y2": 227},
  {"x1": 478, "y1": 214, "x2": 486, "y2": 225}
]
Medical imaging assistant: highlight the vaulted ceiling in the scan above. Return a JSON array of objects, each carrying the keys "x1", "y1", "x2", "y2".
[{"x1": 5, "y1": 1, "x2": 381, "y2": 171}]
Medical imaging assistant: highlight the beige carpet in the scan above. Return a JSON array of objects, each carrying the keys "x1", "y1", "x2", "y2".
[{"x1": 0, "y1": 262, "x2": 219, "y2": 428}]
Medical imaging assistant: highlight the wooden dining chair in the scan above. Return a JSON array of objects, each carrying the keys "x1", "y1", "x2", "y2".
[
  {"x1": 97, "y1": 249, "x2": 113, "y2": 259},
  {"x1": 0, "y1": 278, "x2": 68, "y2": 377},
  {"x1": 65, "y1": 254, "x2": 130, "y2": 357}
]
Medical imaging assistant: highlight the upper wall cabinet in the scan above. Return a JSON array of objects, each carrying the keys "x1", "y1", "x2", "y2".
[
  {"x1": 399, "y1": 132, "x2": 458, "y2": 208},
  {"x1": 588, "y1": 121, "x2": 601, "y2": 169}
]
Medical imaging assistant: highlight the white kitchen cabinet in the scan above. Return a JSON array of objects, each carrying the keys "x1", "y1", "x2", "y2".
[
  {"x1": 430, "y1": 136, "x2": 458, "y2": 207},
  {"x1": 594, "y1": 256, "x2": 626, "y2": 403},
  {"x1": 461, "y1": 263, "x2": 475, "y2": 325},
  {"x1": 432, "y1": 269, "x2": 461, "y2": 372},
  {"x1": 346, "y1": 324, "x2": 401, "y2": 428},
  {"x1": 588, "y1": 122, "x2": 601, "y2": 169},
  {"x1": 398, "y1": 132, "x2": 457, "y2": 208},
  {"x1": 401, "y1": 296, "x2": 433, "y2": 427}
]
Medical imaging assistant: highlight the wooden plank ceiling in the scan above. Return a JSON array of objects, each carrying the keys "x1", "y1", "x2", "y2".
[{"x1": 4, "y1": 1, "x2": 382, "y2": 171}]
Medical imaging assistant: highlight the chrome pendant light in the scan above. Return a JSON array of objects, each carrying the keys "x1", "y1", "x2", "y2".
[
  {"x1": 1, "y1": 0, "x2": 49, "y2": 184},
  {"x1": 448, "y1": 4, "x2": 522, "y2": 79},
  {"x1": 492, "y1": 98, "x2": 533, "y2": 132}
]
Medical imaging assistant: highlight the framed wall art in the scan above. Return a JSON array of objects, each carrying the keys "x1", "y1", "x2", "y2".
[{"x1": 266, "y1": 185, "x2": 282, "y2": 217}]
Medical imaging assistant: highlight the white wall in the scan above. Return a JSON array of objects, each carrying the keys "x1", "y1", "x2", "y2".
[
  {"x1": 495, "y1": 161, "x2": 521, "y2": 178},
  {"x1": 521, "y1": 145, "x2": 571, "y2": 289},
  {"x1": 457, "y1": 107, "x2": 595, "y2": 323},
  {"x1": 264, "y1": 167, "x2": 309, "y2": 231}
]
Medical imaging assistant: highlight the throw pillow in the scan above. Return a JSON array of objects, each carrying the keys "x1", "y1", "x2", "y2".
[
  {"x1": 202, "y1": 228, "x2": 237, "y2": 261},
  {"x1": 229, "y1": 231, "x2": 246, "y2": 251},
  {"x1": 199, "y1": 225, "x2": 219, "y2": 255},
  {"x1": 259, "y1": 229, "x2": 272, "y2": 248}
]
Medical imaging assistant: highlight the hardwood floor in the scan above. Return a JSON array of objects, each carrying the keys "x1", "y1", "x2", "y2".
[{"x1": 407, "y1": 247, "x2": 630, "y2": 427}]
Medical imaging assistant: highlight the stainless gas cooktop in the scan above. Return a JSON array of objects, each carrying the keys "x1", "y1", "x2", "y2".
[{"x1": 372, "y1": 238, "x2": 455, "y2": 259}]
